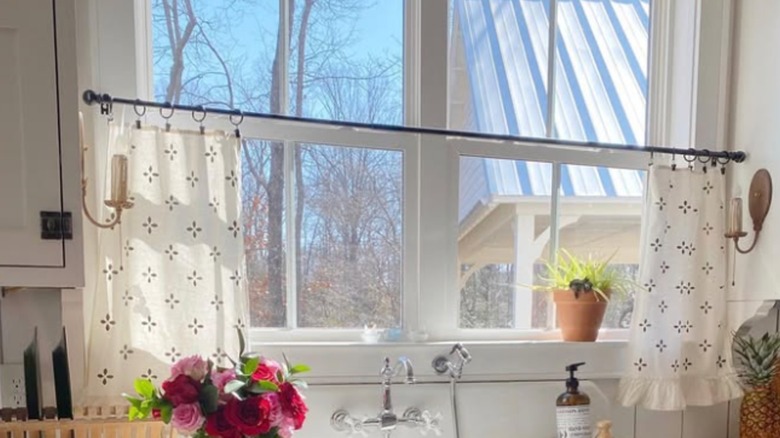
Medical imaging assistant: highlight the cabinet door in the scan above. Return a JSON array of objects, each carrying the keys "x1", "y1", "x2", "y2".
[{"x1": 0, "y1": 0, "x2": 64, "y2": 267}]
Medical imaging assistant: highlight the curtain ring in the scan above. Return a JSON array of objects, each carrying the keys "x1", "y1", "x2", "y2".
[
  {"x1": 671, "y1": 153, "x2": 677, "y2": 171},
  {"x1": 230, "y1": 111, "x2": 244, "y2": 139},
  {"x1": 648, "y1": 151, "x2": 654, "y2": 167},
  {"x1": 133, "y1": 100, "x2": 147, "y2": 129},
  {"x1": 193, "y1": 106, "x2": 207, "y2": 135},
  {"x1": 160, "y1": 103, "x2": 174, "y2": 132},
  {"x1": 697, "y1": 149, "x2": 711, "y2": 164}
]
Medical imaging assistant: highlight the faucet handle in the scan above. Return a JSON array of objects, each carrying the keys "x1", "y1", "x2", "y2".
[
  {"x1": 380, "y1": 356, "x2": 393, "y2": 378},
  {"x1": 403, "y1": 408, "x2": 442, "y2": 436}
]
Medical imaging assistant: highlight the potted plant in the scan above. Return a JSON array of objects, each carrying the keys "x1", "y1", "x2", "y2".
[{"x1": 539, "y1": 250, "x2": 635, "y2": 342}]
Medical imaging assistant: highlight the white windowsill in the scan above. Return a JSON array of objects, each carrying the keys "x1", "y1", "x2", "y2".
[{"x1": 251, "y1": 337, "x2": 629, "y2": 385}]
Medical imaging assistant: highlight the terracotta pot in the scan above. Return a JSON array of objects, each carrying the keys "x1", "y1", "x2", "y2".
[{"x1": 554, "y1": 289, "x2": 608, "y2": 342}]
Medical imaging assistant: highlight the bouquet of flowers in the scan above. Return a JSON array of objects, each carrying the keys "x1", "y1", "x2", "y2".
[{"x1": 124, "y1": 334, "x2": 309, "y2": 438}]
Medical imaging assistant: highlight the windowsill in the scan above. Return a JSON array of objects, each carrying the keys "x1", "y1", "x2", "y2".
[{"x1": 251, "y1": 337, "x2": 629, "y2": 384}]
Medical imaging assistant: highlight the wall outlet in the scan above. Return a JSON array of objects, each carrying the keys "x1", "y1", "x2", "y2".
[{"x1": 0, "y1": 364, "x2": 25, "y2": 408}]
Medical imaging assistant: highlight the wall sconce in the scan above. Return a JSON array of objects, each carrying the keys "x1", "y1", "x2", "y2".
[
  {"x1": 725, "y1": 169, "x2": 772, "y2": 254},
  {"x1": 79, "y1": 113, "x2": 134, "y2": 229}
]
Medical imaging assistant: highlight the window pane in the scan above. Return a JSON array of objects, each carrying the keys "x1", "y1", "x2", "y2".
[
  {"x1": 289, "y1": 1, "x2": 404, "y2": 124},
  {"x1": 458, "y1": 157, "x2": 552, "y2": 329},
  {"x1": 151, "y1": 0, "x2": 280, "y2": 109},
  {"x1": 448, "y1": 0, "x2": 650, "y2": 144},
  {"x1": 242, "y1": 139, "x2": 287, "y2": 327},
  {"x1": 553, "y1": 0, "x2": 650, "y2": 144},
  {"x1": 296, "y1": 143, "x2": 403, "y2": 328},
  {"x1": 554, "y1": 165, "x2": 645, "y2": 329},
  {"x1": 449, "y1": 0, "x2": 551, "y2": 134},
  {"x1": 151, "y1": 0, "x2": 403, "y2": 123}
]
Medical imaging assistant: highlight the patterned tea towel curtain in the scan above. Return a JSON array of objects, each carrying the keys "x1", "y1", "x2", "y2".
[
  {"x1": 618, "y1": 164, "x2": 742, "y2": 411},
  {"x1": 82, "y1": 124, "x2": 248, "y2": 410}
]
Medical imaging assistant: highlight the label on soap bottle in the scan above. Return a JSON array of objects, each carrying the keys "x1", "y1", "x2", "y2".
[{"x1": 556, "y1": 406, "x2": 592, "y2": 438}]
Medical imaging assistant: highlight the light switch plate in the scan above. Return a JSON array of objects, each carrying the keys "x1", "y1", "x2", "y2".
[{"x1": 0, "y1": 364, "x2": 25, "y2": 408}]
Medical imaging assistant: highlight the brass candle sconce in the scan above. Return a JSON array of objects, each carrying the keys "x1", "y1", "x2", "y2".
[
  {"x1": 725, "y1": 168, "x2": 772, "y2": 254},
  {"x1": 79, "y1": 113, "x2": 134, "y2": 229}
]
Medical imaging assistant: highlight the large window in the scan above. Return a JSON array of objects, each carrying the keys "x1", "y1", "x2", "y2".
[{"x1": 148, "y1": 0, "x2": 650, "y2": 337}]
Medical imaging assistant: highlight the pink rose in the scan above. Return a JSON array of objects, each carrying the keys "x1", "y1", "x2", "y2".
[
  {"x1": 171, "y1": 355, "x2": 208, "y2": 381},
  {"x1": 171, "y1": 403, "x2": 206, "y2": 435},
  {"x1": 276, "y1": 417, "x2": 295, "y2": 438},
  {"x1": 251, "y1": 359, "x2": 282, "y2": 383},
  {"x1": 263, "y1": 392, "x2": 283, "y2": 427},
  {"x1": 211, "y1": 369, "x2": 237, "y2": 392}
]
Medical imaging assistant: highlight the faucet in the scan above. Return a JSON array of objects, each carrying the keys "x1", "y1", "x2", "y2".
[
  {"x1": 379, "y1": 356, "x2": 414, "y2": 429},
  {"x1": 331, "y1": 356, "x2": 441, "y2": 436}
]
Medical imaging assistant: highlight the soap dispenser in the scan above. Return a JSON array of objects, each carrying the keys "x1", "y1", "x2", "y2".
[{"x1": 556, "y1": 362, "x2": 591, "y2": 438}]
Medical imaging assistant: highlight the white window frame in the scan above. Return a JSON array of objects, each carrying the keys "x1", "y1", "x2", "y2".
[{"x1": 79, "y1": 0, "x2": 734, "y2": 357}]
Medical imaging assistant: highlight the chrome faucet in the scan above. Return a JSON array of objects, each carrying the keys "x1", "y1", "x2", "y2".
[
  {"x1": 332, "y1": 356, "x2": 441, "y2": 436},
  {"x1": 380, "y1": 356, "x2": 414, "y2": 429}
]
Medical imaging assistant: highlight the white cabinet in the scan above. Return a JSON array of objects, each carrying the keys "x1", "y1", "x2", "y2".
[{"x1": 0, "y1": 0, "x2": 82, "y2": 287}]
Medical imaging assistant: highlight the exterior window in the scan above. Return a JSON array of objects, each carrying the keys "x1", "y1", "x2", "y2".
[{"x1": 450, "y1": 0, "x2": 650, "y2": 330}]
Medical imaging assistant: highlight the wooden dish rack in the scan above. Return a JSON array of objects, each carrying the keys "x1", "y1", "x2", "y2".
[{"x1": 0, "y1": 419, "x2": 170, "y2": 438}]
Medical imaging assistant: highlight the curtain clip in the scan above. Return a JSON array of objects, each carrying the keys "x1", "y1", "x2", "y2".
[
  {"x1": 230, "y1": 111, "x2": 244, "y2": 139},
  {"x1": 160, "y1": 103, "x2": 174, "y2": 132}
]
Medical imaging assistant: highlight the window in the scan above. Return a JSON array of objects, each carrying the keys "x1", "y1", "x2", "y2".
[
  {"x1": 450, "y1": 0, "x2": 650, "y2": 330},
  {"x1": 143, "y1": 0, "x2": 651, "y2": 337}
]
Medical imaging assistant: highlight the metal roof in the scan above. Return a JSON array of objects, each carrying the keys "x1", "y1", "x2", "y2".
[{"x1": 455, "y1": 0, "x2": 648, "y2": 221}]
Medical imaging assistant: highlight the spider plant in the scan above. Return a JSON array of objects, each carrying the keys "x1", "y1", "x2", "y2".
[{"x1": 537, "y1": 249, "x2": 637, "y2": 301}]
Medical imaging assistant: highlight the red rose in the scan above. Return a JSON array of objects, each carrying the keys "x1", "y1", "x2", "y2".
[
  {"x1": 279, "y1": 382, "x2": 307, "y2": 429},
  {"x1": 251, "y1": 363, "x2": 280, "y2": 383},
  {"x1": 162, "y1": 374, "x2": 201, "y2": 406},
  {"x1": 224, "y1": 396, "x2": 274, "y2": 436},
  {"x1": 205, "y1": 406, "x2": 240, "y2": 438},
  {"x1": 151, "y1": 408, "x2": 161, "y2": 420}
]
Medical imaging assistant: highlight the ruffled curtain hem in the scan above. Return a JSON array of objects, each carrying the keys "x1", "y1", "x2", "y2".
[{"x1": 618, "y1": 375, "x2": 743, "y2": 411}]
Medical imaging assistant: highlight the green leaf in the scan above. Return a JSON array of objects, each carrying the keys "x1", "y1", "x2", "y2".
[
  {"x1": 248, "y1": 380, "x2": 279, "y2": 394},
  {"x1": 288, "y1": 364, "x2": 311, "y2": 375},
  {"x1": 243, "y1": 356, "x2": 260, "y2": 375},
  {"x1": 128, "y1": 405, "x2": 143, "y2": 421},
  {"x1": 124, "y1": 395, "x2": 143, "y2": 408},
  {"x1": 160, "y1": 403, "x2": 173, "y2": 423},
  {"x1": 199, "y1": 384, "x2": 220, "y2": 414},
  {"x1": 237, "y1": 327, "x2": 246, "y2": 358},
  {"x1": 223, "y1": 379, "x2": 246, "y2": 394},
  {"x1": 134, "y1": 378, "x2": 156, "y2": 399}
]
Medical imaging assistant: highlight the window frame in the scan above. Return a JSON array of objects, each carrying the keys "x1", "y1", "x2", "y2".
[{"x1": 84, "y1": 0, "x2": 731, "y2": 345}]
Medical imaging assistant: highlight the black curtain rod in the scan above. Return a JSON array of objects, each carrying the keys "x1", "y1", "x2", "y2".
[{"x1": 82, "y1": 89, "x2": 747, "y2": 163}]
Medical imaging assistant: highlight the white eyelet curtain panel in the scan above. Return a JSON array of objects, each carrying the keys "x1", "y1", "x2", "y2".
[
  {"x1": 618, "y1": 165, "x2": 741, "y2": 410},
  {"x1": 83, "y1": 124, "x2": 248, "y2": 409}
]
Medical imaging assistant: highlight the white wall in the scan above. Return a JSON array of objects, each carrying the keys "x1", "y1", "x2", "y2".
[{"x1": 729, "y1": 0, "x2": 780, "y2": 303}]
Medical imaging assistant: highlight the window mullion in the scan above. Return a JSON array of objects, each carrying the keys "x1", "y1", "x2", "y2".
[
  {"x1": 547, "y1": 162, "x2": 562, "y2": 330},
  {"x1": 279, "y1": 0, "x2": 297, "y2": 329},
  {"x1": 545, "y1": 0, "x2": 559, "y2": 138}
]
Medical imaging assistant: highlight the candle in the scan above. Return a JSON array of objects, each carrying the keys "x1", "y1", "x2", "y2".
[
  {"x1": 110, "y1": 154, "x2": 128, "y2": 204},
  {"x1": 730, "y1": 197, "x2": 743, "y2": 234}
]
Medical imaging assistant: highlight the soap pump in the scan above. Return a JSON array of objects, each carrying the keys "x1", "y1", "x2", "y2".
[{"x1": 555, "y1": 362, "x2": 592, "y2": 438}]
